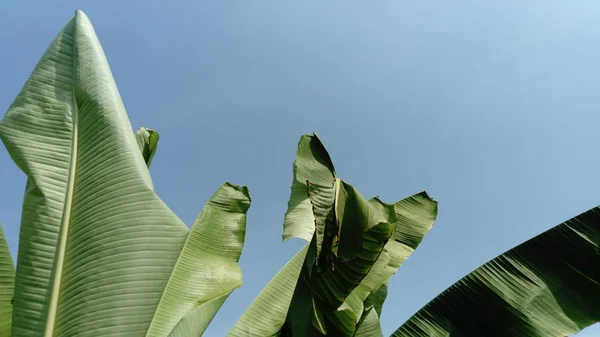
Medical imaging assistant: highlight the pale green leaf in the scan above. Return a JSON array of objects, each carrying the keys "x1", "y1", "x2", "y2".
[
  {"x1": 0, "y1": 224, "x2": 15, "y2": 337},
  {"x1": 146, "y1": 183, "x2": 250, "y2": 337},
  {"x1": 0, "y1": 10, "x2": 189, "y2": 336}
]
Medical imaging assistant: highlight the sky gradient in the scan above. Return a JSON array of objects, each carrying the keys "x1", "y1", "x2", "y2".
[{"x1": 1, "y1": 1, "x2": 600, "y2": 335}]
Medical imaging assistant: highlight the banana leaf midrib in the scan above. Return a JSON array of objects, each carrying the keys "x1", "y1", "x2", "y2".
[{"x1": 43, "y1": 40, "x2": 79, "y2": 336}]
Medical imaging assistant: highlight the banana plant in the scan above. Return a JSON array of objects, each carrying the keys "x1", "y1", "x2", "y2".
[
  {"x1": 5, "y1": 8, "x2": 600, "y2": 337},
  {"x1": 228, "y1": 134, "x2": 439, "y2": 336},
  {"x1": 228, "y1": 136, "x2": 600, "y2": 337},
  {"x1": 230, "y1": 131, "x2": 600, "y2": 337},
  {"x1": 0, "y1": 10, "x2": 250, "y2": 337}
]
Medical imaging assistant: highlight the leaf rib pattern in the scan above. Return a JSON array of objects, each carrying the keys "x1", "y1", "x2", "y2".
[{"x1": 393, "y1": 207, "x2": 600, "y2": 337}]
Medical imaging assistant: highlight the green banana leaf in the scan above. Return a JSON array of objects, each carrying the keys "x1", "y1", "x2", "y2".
[
  {"x1": 0, "y1": 225, "x2": 15, "y2": 337},
  {"x1": 146, "y1": 183, "x2": 250, "y2": 337},
  {"x1": 344, "y1": 192, "x2": 438, "y2": 319},
  {"x1": 320, "y1": 193, "x2": 438, "y2": 336},
  {"x1": 347, "y1": 192, "x2": 437, "y2": 334},
  {"x1": 0, "y1": 10, "x2": 250, "y2": 337},
  {"x1": 0, "y1": 10, "x2": 188, "y2": 335},
  {"x1": 0, "y1": 127, "x2": 154, "y2": 336},
  {"x1": 392, "y1": 207, "x2": 600, "y2": 337}
]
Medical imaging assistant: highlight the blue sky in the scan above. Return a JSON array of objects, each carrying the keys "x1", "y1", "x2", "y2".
[{"x1": 1, "y1": 1, "x2": 600, "y2": 336}]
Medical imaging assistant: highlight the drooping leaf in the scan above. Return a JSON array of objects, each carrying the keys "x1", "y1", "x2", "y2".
[
  {"x1": 227, "y1": 245, "x2": 309, "y2": 337},
  {"x1": 352, "y1": 192, "x2": 438, "y2": 305},
  {"x1": 312, "y1": 191, "x2": 395, "y2": 311},
  {"x1": 365, "y1": 193, "x2": 437, "y2": 303},
  {"x1": 146, "y1": 183, "x2": 250, "y2": 337},
  {"x1": 331, "y1": 192, "x2": 438, "y2": 335},
  {"x1": 0, "y1": 224, "x2": 15, "y2": 337},
  {"x1": 284, "y1": 189, "x2": 395, "y2": 336},
  {"x1": 333, "y1": 248, "x2": 391, "y2": 329},
  {"x1": 135, "y1": 127, "x2": 160, "y2": 168},
  {"x1": 392, "y1": 207, "x2": 600, "y2": 337},
  {"x1": 0, "y1": 10, "x2": 189, "y2": 336}
]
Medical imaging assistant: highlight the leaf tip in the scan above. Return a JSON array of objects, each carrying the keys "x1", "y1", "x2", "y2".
[
  {"x1": 221, "y1": 182, "x2": 252, "y2": 211},
  {"x1": 74, "y1": 9, "x2": 88, "y2": 20},
  {"x1": 409, "y1": 190, "x2": 439, "y2": 217}
]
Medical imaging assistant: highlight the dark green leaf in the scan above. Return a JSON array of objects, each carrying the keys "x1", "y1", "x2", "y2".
[{"x1": 392, "y1": 207, "x2": 600, "y2": 337}]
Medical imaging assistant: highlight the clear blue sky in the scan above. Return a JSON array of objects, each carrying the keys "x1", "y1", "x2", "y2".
[{"x1": 1, "y1": 1, "x2": 600, "y2": 336}]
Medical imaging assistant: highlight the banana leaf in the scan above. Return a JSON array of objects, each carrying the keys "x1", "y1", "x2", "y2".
[
  {"x1": 0, "y1": 10, "x2": 250, "y2": 336},
  {"x1": 392, "y1": 207, "x2": 600, "y2": 337}
]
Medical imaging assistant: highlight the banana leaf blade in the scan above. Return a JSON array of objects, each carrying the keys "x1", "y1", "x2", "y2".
[{"x1": 392, "y1": 207, "x2": 600, "y2": 337}]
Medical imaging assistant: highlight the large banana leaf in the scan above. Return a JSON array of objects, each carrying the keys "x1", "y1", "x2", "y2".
[
  {"x1": 129, "y1": 129, "x2": 254, "y2": 336},
  {"x1": 146, "y1": 183, "x2": 250, "y2": 337},
  {"x1": 392, "y1": 207, "x2": 600, "y2": 337},
  {"x1": 0, "y1": 10, "x2": 191, "y2": 336},
  {"x1": 0, "y1": 126, "x2": 152, "y2": 336},
  {"x1": 0, "y1": 225, "x2": 15, "y2": 337}
]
